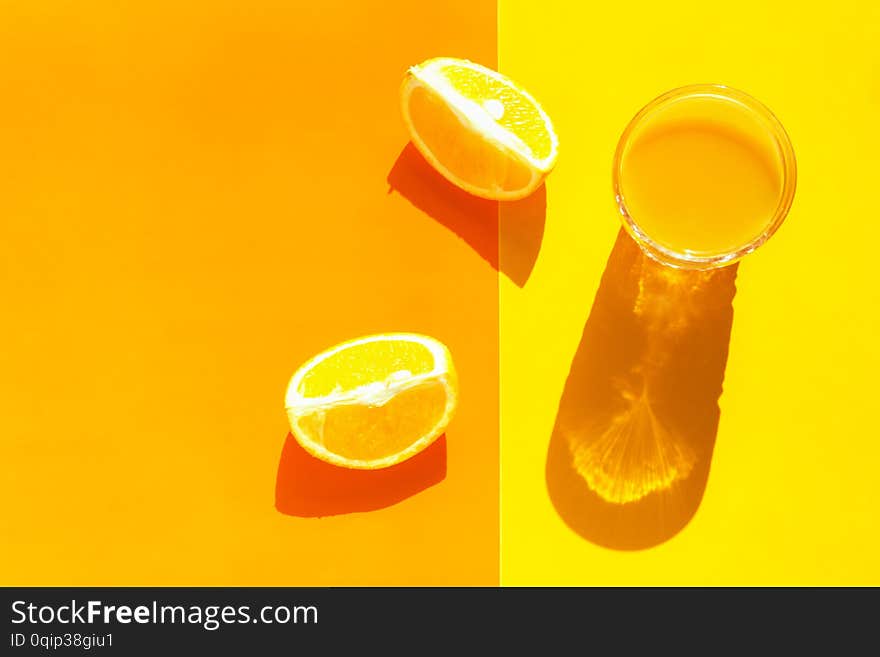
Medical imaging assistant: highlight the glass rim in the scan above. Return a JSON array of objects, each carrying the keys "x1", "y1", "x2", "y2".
[{"x1": 612, "y1": 84, "x2": 797, "y2": 270}]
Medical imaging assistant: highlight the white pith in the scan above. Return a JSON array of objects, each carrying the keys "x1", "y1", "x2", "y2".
[
  {"x1": 411, "y1": 57, "x2": 558, "y2": 171},
  {"x1": 283, "y1": 333, "x2": 457, "y2": 469},
  {"x1": 400, "y1": 58, "x2": 559, "y2": 200}
]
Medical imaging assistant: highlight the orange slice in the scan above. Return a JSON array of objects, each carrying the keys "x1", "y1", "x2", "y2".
[
  {"x1": 284, "y1": 333, "x2": 458, "y2": 469},
  {"x1": 400, "y1": 57, "x2": 559, "y2": 201}
]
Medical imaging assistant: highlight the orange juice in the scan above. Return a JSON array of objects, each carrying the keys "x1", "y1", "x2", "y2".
[{"x1": 614, "y1": 86, "x2": 796, "y2": 268}]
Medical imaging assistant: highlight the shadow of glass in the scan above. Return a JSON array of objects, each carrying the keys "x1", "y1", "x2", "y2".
[
  {"x1": 546, "y1": 229, "x2": 737, "y2": 550},
  {"x1": 387, "y1": 143, "x2": 546, "y2": 287},
  {"x1": 275, "y1": 432, "x2": 447, "y2": 517}
]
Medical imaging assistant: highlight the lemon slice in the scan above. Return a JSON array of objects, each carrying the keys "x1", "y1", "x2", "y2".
[
  {"x1": 401, "y1": 57, "x2": 559, "y2": 201},
  {"x1": 284, "y1": 333, "x2": 458, "y2": 469}
]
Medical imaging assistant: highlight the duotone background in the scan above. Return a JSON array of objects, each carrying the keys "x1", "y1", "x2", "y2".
[{"x1": 2, "y1": 1, "x2": 878, "y2": 585}]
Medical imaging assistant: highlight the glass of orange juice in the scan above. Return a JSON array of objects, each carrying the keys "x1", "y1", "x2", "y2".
[{"x1": 613, "y1": 84, "x2": 796, "y2": 269}]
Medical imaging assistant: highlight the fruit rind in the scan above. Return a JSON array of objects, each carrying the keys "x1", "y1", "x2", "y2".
[
  {"x1": 400, "y1": 57, "x2": 558, "y2": 201},
  {"x1": 284, "y1": 333, "x2": 458, "y2": 470}
]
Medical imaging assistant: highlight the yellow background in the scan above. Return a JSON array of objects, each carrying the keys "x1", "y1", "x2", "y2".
[{"x1": 499, "y1": 1, "x2": 880, "y2": 584}]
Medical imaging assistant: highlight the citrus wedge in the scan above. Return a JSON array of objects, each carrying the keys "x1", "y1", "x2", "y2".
[
  {"x1": 400, "y1": 57, "x2": 559, "y2": 201},
  {"x1": 284, "y1": 333, "x2": 458, "y2": 469}
]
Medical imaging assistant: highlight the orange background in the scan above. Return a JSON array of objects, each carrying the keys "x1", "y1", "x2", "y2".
[{"x1": 0, "y1": 1, "x2": 498, "y2": 585}]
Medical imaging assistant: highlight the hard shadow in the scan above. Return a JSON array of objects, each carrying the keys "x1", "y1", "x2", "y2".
[
  {"x1": 387, "y1": 142, "x2": 545, "y2": 287},
  {"x1": 500, "y1": 181, "x2": 546, "y2": 287},
  {"x1": 275, "y1": 433, "x2": 447, "y2": 517},
  {"x1": 546, "y1": 229, "x2": 737, "y2": 550}
]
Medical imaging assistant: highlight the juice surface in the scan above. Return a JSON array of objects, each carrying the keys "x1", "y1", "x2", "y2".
[{"x1": 619, "y1": 96, "x2": 784, "y2": 257}]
